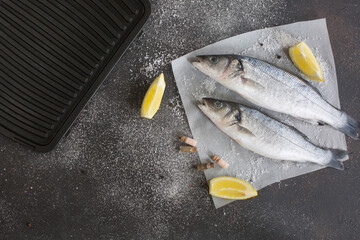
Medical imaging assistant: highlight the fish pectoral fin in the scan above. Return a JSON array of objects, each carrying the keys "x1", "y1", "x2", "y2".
[
  {"x1": 237, "y1": 125, "x2": 255, "y2": 137},
  {"x1": 228, "y1": 71, "x2": 243, "y2": 79},
  {"x1": 241, "y1": 77, "x2": 265, "y2": 90}
]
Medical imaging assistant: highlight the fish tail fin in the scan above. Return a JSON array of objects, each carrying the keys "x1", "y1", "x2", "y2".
[
  {"x1": 325, "y1": 149, "x2": 348, "y2": 170},
  {"x1": 338, "y1": 113, "x2": 360, "y2": 140}
]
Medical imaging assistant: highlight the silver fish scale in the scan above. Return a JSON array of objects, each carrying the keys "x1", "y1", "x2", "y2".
[
  {"x1": 238, "y1": 106, "x2": 323, "y2": 158},
  {"x1": 238, "y1": 56, "x2": 339, "y2": 119},
  {"x1": 240, "y1": 57, "x2": 328, "y2": 100},
  {"x1": 198, "y1": 99, "x2": 345, "y2": 168},
  {"x1": 239, "y1": 56, "x2": 316, "y2": 93}
]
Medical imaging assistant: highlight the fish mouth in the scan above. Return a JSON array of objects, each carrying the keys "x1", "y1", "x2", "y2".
[
  {"x1": 198, "y1": 99, "x2": 206, "y2": 109},
  {"x1": 192, "y1": 62, "x2": 202, "y2": 70},
  {"x1": 191, "y1": 57, "x2": 203, "y2": 70},
  {"x1": 198, "y1": 98, "x2": 210, "y2": 111},
  {"x1": 202, "y1": 98, "x2": 212, "y2": 105},
  {"x1": 198, "y1": 98, "x2": 214, "y2": 108}
]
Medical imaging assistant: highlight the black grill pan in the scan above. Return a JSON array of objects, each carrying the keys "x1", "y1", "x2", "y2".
[{"x1": 0, "y1": 0, "x2": 151, "y2": 152}]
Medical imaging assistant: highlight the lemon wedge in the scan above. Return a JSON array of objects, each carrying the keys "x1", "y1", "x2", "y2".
[
  {"x1": 141, "y1": 73, "x2": 166, "y2": 119},
  {"x1": 289, "y1": 41, "x2": 323, "y2": 81},
  {"x1": 209, "y1": 176, "x2": 258, "y2": 200}
]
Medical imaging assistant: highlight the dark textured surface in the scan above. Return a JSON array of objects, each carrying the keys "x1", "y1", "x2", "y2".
[
  {"x1": 0, "y1": 0, "x2": 359, "y2": 239},
  {"x1": 0, "y1": 0, "x2": 150, "y2": 151}
]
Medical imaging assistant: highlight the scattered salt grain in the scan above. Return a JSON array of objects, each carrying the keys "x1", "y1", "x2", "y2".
[{"x1": 203, "y1": 79, "x2": 217, "y2": 94}]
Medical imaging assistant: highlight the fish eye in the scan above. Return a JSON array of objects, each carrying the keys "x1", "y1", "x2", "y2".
[
  {"x1": 214, "y1": 101, "x2": 223, "y2": 108},
  {"x1": 209, "y1": 56, "x2": 219, "y2": 64}
]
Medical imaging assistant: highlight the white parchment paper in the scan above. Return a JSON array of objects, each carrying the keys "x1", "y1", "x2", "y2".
[{"x1": 171, "y1": 19, "x2": 347, "y2": 208}]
